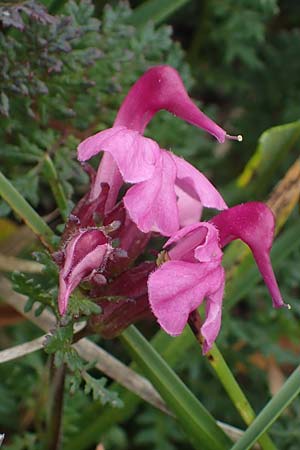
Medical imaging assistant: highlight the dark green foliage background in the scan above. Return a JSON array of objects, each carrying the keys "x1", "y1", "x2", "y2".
[{"x1": 0, "y1": 1, "x2": 300, "y2": 449}]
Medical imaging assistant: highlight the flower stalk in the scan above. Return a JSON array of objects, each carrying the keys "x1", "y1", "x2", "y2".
[
  {"x1": 188, "y1": 310, "x2": 278, "y2": 450},
  {"x1": 46, "y1": 358, "x2": 66, "y2": 450}
]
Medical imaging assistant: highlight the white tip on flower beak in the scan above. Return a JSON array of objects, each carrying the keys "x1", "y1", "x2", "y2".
[{"x1": 226, "y1": 134, "x2": 243, "y2": 142}]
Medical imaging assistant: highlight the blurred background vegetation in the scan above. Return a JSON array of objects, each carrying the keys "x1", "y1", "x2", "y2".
[{"x1": 0, "y1": 0, "x2": 299, "y2": 449}]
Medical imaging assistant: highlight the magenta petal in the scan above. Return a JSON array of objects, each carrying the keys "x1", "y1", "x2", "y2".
[
  {"x1": 78, "y1": 127, "x2": 122, "y2": 161},
  {"x1": 210, "y1": 202, "x2": 285, "y2": 308},
  {"x1": 62, "y1": 229, "x2": 106, "y2": 273},
  {"x1": 165, "y1": 223, "x2": 207, "y2": 262},
  {"x1": 165, "y1": 222, "x2": 206, "y2": 248},
  {"x1": 165, "y1": 222, "x2": 222, "y2": 264},
  {"x1": 124, "y1": 151, "x2": 179, "y2": 236},
  {"x1": 201, "y1": 269, "x2": 225, "y2": 353},
  {"x1": 58, "y1": 229, "x2": 110, "y2": 315},
  {"x1": 148, "y1": 260, "x2": 224, "y2": 336},
  {"x1": 90, "y1": 153, "x2": 123, "y2": 212},
  {"x1": 194, "y1": 223, "x2": 223, "y2": 263},
  {"x1": 172, "y1": 154, "x2": 228, "y2": 211},
  {"x1": 175, "y1": 185, "x2": 203, "y2": 227},
  {"x1": 57, "y1": 275, "x2": 71, "y2": 317},
  {"x1": 78, "y1": 126, "x2": 160, "y2": 183}
]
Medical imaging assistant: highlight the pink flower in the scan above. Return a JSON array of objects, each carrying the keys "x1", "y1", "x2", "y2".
[
  {"x1": 78, "y1": 66, "x2": 241, "y2": 236},
  {"x1": 148, "y1": 222, "x2": 225, "y2": 353},
  {"x1": 58, "y1": 228, "x2": 112, "y2": 315},
  {"x1": 148, "y1": 202, "x2": 286, "y2": 353}
]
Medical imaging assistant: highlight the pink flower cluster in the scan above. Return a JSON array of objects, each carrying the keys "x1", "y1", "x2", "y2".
[{"x1": 56, "y1": 66, "x2": 286, "y2": 352}]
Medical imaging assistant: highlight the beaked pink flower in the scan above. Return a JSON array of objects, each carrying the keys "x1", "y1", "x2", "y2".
[
  {"x1": 148, "y1": 222, "x2": 225, "y2": 353},
  {"x1": 148, "y1": 202, "x2": 286, "y2": 353},
  {"x1": 78, "y1": 66, "x2": 241, "y2": 236}
]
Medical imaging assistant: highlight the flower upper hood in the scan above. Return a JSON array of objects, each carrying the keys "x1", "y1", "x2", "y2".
[{"x1": 77, "y1": 66, "x2": 240, "y2": 235}]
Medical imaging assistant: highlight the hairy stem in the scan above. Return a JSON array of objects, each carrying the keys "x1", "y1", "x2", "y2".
[
  {"x1": 72, "y1": 325, "x2": 90, "y2": 343},
  {"x1": 46, "y1": 357, "x2": 66, "y2": 450}
]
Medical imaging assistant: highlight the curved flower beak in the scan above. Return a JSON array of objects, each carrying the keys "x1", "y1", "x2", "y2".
[
  {"x1": 210, "y1": 202, "x2": 286, "y2": 308},
  {"x1": 115, "y1": 65, "x2": 240, "y2": 142}
]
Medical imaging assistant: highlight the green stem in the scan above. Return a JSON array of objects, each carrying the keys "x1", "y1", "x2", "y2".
[
  {"x1": 188, "y1": 310, "x2": 277, "y2": 450},
  {"x1": 46, "y1": 359, "x2": 66, "y2": 450},
  {"x1": 0, "y1": 170, "x2": 55, "y2": 249},
  {"x1": 43, "y1": 155, "x2": 69, "y2": 221},
  {"x1": 120, "y1": 325, "x2": 232, "y2": 450},
  {"x1": 231, "y1": 366, "x2": 300, "y2": 450}
]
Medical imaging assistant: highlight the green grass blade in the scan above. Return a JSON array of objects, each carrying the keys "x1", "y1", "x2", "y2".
[
  {"x1": 43, "y1": 155, "x2": 69, "y2": 221},
  {"x1": 239, "y1": 121, "x2": 300, "y2": 200},
  {"x1": 224, "y1": 121, "x2": 300, "y2": 204},
  {"x1": 206, "y1": 344, "x2": 277, "y2": 450},
  {"x1": 231, "y1": 366, "x2": 300, "y2": 450},
  {"x1": 120, "y1": 325, "x2": 232, "y2": 450},
  {"x1": 188, "y1": 311, "x2": 277, "y2": 450},
  {"x1": 0, "y1": 170, "x2": 54, "y2": 248},
  {"x1": 128, "y1": 0, "x2": 191, "y2": 27}
]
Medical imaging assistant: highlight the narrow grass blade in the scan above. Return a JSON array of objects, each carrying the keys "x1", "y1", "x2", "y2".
[
  {"x1": 188, "y1": 311, "x2": 277, "y2": 450},
  {"x1": 120, "y1": 325, "x2": 232, "y2": 450},
  {"x1": 237, "y1": 121, "x2": 300, "y2": 196},
  {"x1": 0, "y1": 171, "x2": 54, "y2": 249},
  {"x1": 43, "y1": 155, "x2": 69, "y2": 221},
  {"x1": 231, "y1": 366, "x2": 300, "y2": 450}
]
